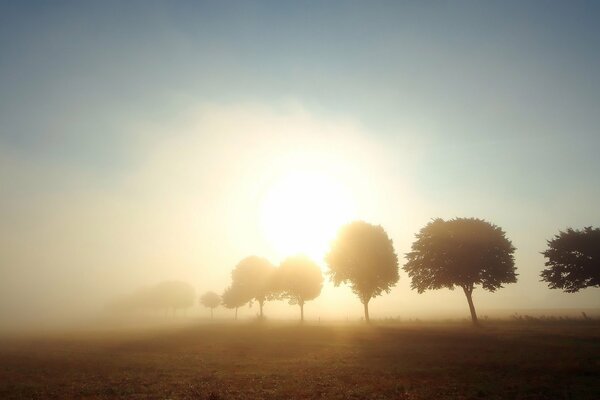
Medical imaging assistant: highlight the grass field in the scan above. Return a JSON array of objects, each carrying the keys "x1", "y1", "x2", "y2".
[{"x1": 0, "y1": 320, "x2": 599, "y2": 399}]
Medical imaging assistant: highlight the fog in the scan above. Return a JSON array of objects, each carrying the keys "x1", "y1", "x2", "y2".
[
  {"x1": 1, "y1": 2, "x2": 599, "y2": 332},
  {"x1": 1, "y1": 102, "x2": 598, "y2": 332}
]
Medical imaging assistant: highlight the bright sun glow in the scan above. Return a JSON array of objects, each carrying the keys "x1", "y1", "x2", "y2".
[{"x1": 259, "y1": 169, "x2": 357, "y2": 265}]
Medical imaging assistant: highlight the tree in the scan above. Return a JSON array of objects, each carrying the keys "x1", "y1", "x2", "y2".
[
  {"x1": 326, "y1": 221, "x2": 399, "y2": 322},
  {"x1": 199, "y1": 291, "x2": 221, "y2": 319},
  {"x1": 221, "y1": 285, "x2": 249, "y2": 320},
  {"x1": 231, "y1": 256, "x2": 277, "y2": 319},
  {"x1": 404, "y1": 218, "x2": 516, "y2": 324},
  {"x1": 275, "y1": 255, "x2": 323, "y2": 322},
  {"x1": 541, "y1": 227, "x2": 600, "y2": 292}
]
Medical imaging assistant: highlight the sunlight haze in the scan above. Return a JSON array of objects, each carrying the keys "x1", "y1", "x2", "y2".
[{"x1": 1, "y1": 1, "x2": 599, "y2": 330}]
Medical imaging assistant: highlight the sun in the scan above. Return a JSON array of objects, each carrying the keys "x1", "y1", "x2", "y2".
[{"x1": 259, "y1": 169, "x2": 357, "y2": 265}]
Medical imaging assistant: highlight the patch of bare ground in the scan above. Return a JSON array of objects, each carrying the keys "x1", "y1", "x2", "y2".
[{"x1": 0, "y1": 320, "x2": 598, "y2": 399}]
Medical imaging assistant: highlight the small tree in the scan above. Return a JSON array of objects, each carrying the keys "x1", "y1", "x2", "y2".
[
  {"x1": 231, "y1": 256, "x2": 277, "y2": 318},
  {"x1": 404, "y1": 218, "x2": 517, "y2": 324},
  {"x1": 326, "y1": 221, "x2": 399, "y2": 322},
  {"x1": 541, "y1": 227, "x2": 600, "y2": 292},
  {"x1": 221, "y1": 285, "x2": 249, "y2": 320},
  {"x1": 199, "y1": 291, "x2": 221, "y2": 319},
  {"x1": 275, "y1": 255, "x2": 323, "y2": 322}
]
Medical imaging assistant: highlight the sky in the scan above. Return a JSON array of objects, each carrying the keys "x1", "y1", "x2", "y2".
[{"x1": 1, "y1": 1, "x2": 599, "y2": 327}]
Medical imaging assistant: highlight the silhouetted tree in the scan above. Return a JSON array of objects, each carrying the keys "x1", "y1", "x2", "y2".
[
  {"x1": 199, "y1": 291, "x2": 221, "y2": 319},
  {"x1": 404, "y1": 218, "x2": 516, "y2": 324},
  {"x1": 275, "y1": 255, "x2": 323, "y2": 322},
  {"x1": 326, "y1": 221, "x2": 399, "y2": 322},
  {"x1": 231, "y1": 256, "x2": 277, "y2": 319},
  {"x1": 221, "y1": 285, "x2": 249, "y2": 320},
  {"x1": 541, "y1": 227, "x2": 600, "y2": 292}
]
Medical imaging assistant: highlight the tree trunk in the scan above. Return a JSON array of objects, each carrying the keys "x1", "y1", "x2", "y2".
[
  {"x1": 462, "y1": 286, "x2": 478, "y2": 324},
  {"x1": 235, "y1": 307, "x2": 238, "y2": 320},
  {"x1": 259, "y1": 300, "x2": 264, "y2": 319},
  {"x1": 300, "y1": 302, "x2": 304, "y2": 322},
  {"x1": 363, "y1": 299, "x2": 370, "y2": 323}
]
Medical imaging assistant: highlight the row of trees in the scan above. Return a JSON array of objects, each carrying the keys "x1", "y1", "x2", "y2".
[
  {"x1": 108, "y1": 281, "x2": 196, "y2": 314},
  {"x1": 207, "y1": 255, "x2": 324, "y2": 321},
  {"x1": 206, "y1": 219, "x2": 598, "y2": 325}
]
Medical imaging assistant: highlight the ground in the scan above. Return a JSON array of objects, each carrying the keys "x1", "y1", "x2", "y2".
[{"x1": 0, "y1": 320, "x2": 599, "y2": 399}]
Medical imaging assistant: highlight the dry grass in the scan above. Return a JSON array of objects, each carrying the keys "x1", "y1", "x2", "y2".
[{"x1": 0, "y1": 320, "x2": 599, "y2": 399}]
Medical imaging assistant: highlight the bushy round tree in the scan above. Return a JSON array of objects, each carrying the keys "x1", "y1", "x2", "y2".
[
  {"x1": 326, "y1": 221, "x2": 399, "y2": 322},
  {"x1": 275, "y1": 254, "x2": 323, "y2": 321},
  {"x1": 199, "y1": 291, "x2": 221, "y2": 319},
  {"x1": 541, "y1": 227, "x2": 600, "y2": 292},
  {"x1": 231, "y1": 256, "x2": 277, "y2": 318},
  {"x1": 404, "y1": 218, "x2": 516, "y2": 324},
  {"x1": 221, "y1": 285, "x2": 250, "y2": 320}
]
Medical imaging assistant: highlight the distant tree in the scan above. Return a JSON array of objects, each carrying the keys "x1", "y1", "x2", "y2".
[
  {"x1": 275, "y1": 255, "x2": 323, "y2": 322},
  {"x1": 153, "y1": 281, "x2": 196, "y2": 315},
  {"x1": 404, "y1": 218, "x2": 517, "y2": 324},
  {"x1": 541, "y1": 227, "x2": 600, "y2": 292},
  {"x1": 199, "y1": 291, "x2": 221, "y2": 319},
  {"x1": 107, "y1": 281, "x2": 195, "y2": 315},
  {"x1": 326, "y1": 221, "x2": 399, "y2": 322},
  {"x1": 221, "y1": 285, "x2": 249, "y2": 320},
  {"x1": 231, "y1": 256, "x2": 277, "y2": 318}
]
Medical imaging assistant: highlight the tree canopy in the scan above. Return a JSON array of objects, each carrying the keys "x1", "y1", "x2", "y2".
[
  {"x1": 231, "y1": 256, "x2": 277, "y2": 318},
  {"x1": 404, "y1": 217, "x2": 516, "y2": 324},
  {"x1": 221, "y1": 285, "x2": 249, "y2": 320},
  {"x1": 541, "y1": 227, "x2": 600, "y2": 292},
  {"x1": 199, "y1": 291, "x2": 221, "y2": 319},
  {"x1": 275, "y1": 254, "x2": 323, "y2": 321},
  {"x1": 326, "y1": 221, "x2": 399, "y2": 322}
]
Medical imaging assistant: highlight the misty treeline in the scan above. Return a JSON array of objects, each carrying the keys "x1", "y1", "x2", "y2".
[
  {"x1": 213, "y1": 254, "x2": 323, "y2": 322},
  {"x1": 107, "y1": 281, "x2": 195, "y2": 315},
  {"x1": 112, "y1": 220, "x2": 599, "y2": 325}
]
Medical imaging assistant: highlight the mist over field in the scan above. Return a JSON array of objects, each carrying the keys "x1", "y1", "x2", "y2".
[
  {"x1": 2, "y1": 102, "x2": 598, "y2": 330},
  {"x1": 1, "y1": 2, "x2": 600, "y2": 332},
  {"x1": 1, "y1": 2, "x2": 600, "y2": 399}
]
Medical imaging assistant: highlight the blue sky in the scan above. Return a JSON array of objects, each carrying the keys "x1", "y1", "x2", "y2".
[
  {"x1": 2, "y1": 1, "x2": 600, "y2": 185},
  {"x1": 1, "y1": 1, "x2": 599, "y2": 325}
]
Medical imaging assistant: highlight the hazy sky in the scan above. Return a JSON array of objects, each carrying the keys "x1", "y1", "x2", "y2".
[{"x1": 1, "y1": 1, "x2": 599, "y2": 327}]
